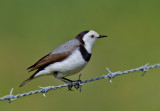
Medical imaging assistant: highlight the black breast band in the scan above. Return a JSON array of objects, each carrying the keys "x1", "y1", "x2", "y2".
[{"x1": 79, "y1": 45, "x2": 91, "y2": 62}]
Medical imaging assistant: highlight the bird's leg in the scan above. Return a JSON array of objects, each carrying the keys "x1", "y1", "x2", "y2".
[
  {"x1": 54, "y1": 75, "x2": 82, "y2": 91},
  {"x1": 54, "y1": 76, "x2": 74, "y2": 91},
  {"x1": 62, "y1": 74, "x2": 82, "y2": 91},
  {"x1": 61, "y1": 77, "x2": 74, "y2": 82},
  {"x1": 61, "y1": 77, "x2": 75, "y2": 91}
]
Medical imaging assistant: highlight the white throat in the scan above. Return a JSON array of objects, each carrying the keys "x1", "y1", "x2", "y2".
[{"x1": 84, "y1": 42, "x2": 93, "y2": 53}]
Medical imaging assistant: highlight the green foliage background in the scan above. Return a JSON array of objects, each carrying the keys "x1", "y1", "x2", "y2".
[{"x1": 0, "y1": 0, "x2": 160, "y2": 111}]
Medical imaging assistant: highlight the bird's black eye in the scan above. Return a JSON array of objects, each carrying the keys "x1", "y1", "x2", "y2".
[{"x1": 90, "y1": 35, "x2": 94, "y2": 38}]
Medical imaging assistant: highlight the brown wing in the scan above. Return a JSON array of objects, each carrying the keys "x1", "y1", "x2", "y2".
[
  {"x1": 27, "y1": 39, "x2": 80, "y2": 72},
  {"x1": 27, "y1": 52, "x2": 71, "y2": 72}
]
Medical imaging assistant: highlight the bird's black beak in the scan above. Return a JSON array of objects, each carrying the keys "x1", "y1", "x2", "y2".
[{"x1": 98, "y1": 35, "x2": 108, "y2": 38}]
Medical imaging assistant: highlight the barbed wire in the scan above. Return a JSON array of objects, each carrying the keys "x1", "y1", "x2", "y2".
[{"x1": 0, "y1": 63, "x2": 160, "y2": 103}]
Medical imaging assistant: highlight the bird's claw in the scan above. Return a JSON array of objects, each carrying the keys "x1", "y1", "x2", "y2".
[
  {"x1": 67, "y1": 74, "x2": 83, "y2": 91},
  {"x1": 74, "y1": 80, "x2": 82, "y2": 89},
  {"x1": 67, "y1": 83, "x2": 74, "y2": 91}
]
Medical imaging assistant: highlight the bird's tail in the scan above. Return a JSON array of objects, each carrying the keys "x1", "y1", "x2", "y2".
[{"x1": 19, "y1": 74, "x2": 35, "y2": 87}]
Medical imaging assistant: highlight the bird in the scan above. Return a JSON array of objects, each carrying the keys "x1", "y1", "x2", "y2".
[{"x1": 19, "y1": 30, "x2": 107, "y2": 90}]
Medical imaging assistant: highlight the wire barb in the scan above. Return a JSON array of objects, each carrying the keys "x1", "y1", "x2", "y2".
[
  {"x1": 106, "y1": 67, "x2": 113, "y2": 83},
  {"x1": 141, "y1": 63, "x2": 149, "y2": 76},
  {"x1": 1, "y1": 63, "x2": 160, "y2": 102},
  {"x1": 6, "y1": 88, "x2": 16, "y2": 103},
  {"x1": 39, "y1": 86, "x2": 50, "y2": 97}
]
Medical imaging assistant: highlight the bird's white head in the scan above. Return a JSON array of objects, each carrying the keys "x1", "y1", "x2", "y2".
[{"x1": 76, "y1": 30, "x2": 107, "y2": 53}]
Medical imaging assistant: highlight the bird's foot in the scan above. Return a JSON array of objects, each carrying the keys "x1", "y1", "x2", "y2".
[
  {"x1": 54, "y1": 74, "x2": 83, "y2": 91},
  {"x1": 74, "y1": 79, "x2": 82, "y2": 89},
  {"x1": 67, "y1": 74, "x2": 83, "y2": 92},
  {"x1": 67, "y1": 82, "x2": 74, "y2": 91}
]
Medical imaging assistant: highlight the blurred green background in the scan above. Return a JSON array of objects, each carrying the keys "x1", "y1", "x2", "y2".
[{"x1": 0, "y1": 0, "x2": 160, "y2": 111}]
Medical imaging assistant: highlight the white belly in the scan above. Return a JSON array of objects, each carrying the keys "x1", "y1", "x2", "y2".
[{"x1": 34, "y1": 50, "x2": 87, "y2": 78}]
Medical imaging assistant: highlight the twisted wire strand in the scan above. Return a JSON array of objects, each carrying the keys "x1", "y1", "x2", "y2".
[{"x1": 0, "y1": 63, "x2": 160, "y2": 103}]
